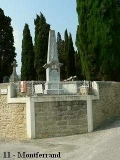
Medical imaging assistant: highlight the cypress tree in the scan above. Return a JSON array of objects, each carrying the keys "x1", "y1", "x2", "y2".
[
  {"x1": 68, "y1": 33, "x2": 76, "y2": 77},
  {"x1": 0, "y1": 8, "x2": 16, "y2": 82},
  {"x1": 21, "y1": 23, "x2": 35, "y2": 81},
  {"x1": 57, "y1": 32, "x2": 65, "y2": 80},
  {"x1": 34, "y1": 13, "x2": 50, "y2": 80},
  {"x1": 76, "y1": 1, "x2": 98, "y2": 80},
  {"x1": 75, "y1": 50, "x2": 84, "y2": 80},
  {"x1": 98, "y1": 0, "x2": 120, "y2": 80},
  {"x1": 76, "y1": 0, "x2": 120, "y2": 81},
  {"x1": 64, "y1": 29, "x2": 69, "y2": 78}
]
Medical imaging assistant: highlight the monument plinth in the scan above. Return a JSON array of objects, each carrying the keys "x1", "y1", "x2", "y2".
[
  {"x1": 9, "y1": 60, "x2": 19, "y2": 83},
  {"x1": 43, "y1": 30, "x2": 64, "y2": 94}
]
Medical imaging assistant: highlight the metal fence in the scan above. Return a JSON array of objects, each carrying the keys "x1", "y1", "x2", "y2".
[{"x1": 14, "y1": 80, "x2": 91, "y2": 97}]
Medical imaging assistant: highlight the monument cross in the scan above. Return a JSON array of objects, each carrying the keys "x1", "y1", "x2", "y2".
[
  {"x1": 9, "y1": 60, "x2": 19, "y2": 82},
  {"x1": 11, "y1": 60, "x2": 18, "y2": 74}
]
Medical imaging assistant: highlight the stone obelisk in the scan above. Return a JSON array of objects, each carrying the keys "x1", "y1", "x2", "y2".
[{"x1": 43, "y1": 30, "x2": 64, "y2": 94}]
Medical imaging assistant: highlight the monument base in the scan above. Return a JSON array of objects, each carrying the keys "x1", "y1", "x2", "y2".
[
  {"x1": 44, "y1": 89, "x2": 64, "y2": 95},
  {"x1": 44, "y1": 82, "x2": 64, "y2": 95}
]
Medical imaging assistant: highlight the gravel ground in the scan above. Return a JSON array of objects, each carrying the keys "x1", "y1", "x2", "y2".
[{"x1": 1, "y1": 119, "x2": 120, "y2": 160}]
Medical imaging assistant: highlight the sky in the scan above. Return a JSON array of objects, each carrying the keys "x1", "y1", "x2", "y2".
[{"x1": 0, "y1": 0, "x2": 78, "y2": 75}]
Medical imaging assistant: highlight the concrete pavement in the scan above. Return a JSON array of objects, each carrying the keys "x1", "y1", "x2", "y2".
[{"x1": 0, "y1": 118, "x2": 120, "y2": 160}]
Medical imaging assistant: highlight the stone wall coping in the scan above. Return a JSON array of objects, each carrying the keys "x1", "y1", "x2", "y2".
[
  {"x1": 95, "y1": 81, "x2": 119, "y2": 84},
  {"x1": 8, "y1": 97, "x2": 27, "y2": 104},
  {"x1": 7, "y1": 93, "x2": 98, "y2": 104},
  {"x1": 31, "y1": 95, "x2": 98, "y2": 102}
]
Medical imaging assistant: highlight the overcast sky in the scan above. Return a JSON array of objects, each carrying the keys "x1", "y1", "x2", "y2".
[{"x1": 0, "y1": 0, "x2": 78, "y2": 74}]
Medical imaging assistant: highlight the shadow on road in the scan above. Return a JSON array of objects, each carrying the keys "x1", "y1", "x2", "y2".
[{"x1": 95, "y1": 116, "x2": 120, "y2": 132}]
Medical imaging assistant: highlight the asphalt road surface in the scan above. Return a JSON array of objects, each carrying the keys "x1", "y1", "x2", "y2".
[{"x1": 1, "y1": 118, "x2": 120, "y2": 160}]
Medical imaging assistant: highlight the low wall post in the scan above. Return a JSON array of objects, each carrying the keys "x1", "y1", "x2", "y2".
[
  {"x1": 87, "y1": 95, "x2": 93, "y2": 132},
  {"x1": 26, "y1": 97, "x2": 35, "y2": 139}
]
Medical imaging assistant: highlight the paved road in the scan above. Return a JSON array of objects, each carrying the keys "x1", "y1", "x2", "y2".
[{"x1": 1, "y1": 119, "x2": 120, "y2": 160}]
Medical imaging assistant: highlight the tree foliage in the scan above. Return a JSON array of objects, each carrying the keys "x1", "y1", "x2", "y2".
[
  {"x1": 68, "y1": 33, "x2": 76, "y2": 77},
  {"x1": 75, "y1": 50, "x2": 84, "y2": 80},
  {"x1": 57, "y1": 32, "x2": 65, "y2": 80},
  {"x1": 63, "y1": 29, "x2": 69, "y2": 78},
  {"x1": 0, "y1": 8, "x2": 16, "y2": 82},
  {"x1": 76, "y1": 0, "x2": 120, "y2": 81},
  {"x1": 34, "y1": 13, "x2": 50, "y2": 80},
  {"x1": 57, "y1": 30, "x2": 77, "y2": 80},
  {"x1": 21, "y1": 23, "x2": 35, "y2": 80}
]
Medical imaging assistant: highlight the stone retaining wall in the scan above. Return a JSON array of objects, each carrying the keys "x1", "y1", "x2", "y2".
[
  {"x1": 93, "y1": 82, "x2": 120, "y2": 129},
  {"x1": 2, "y1": 81, "x2": 120, "y2": 139},
  {"x1": 0, "y1": 84, "x2": 27, "y2": 139},
  {"x1": 35, "y1": 100, "x2": 87, "y2": 138}
]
